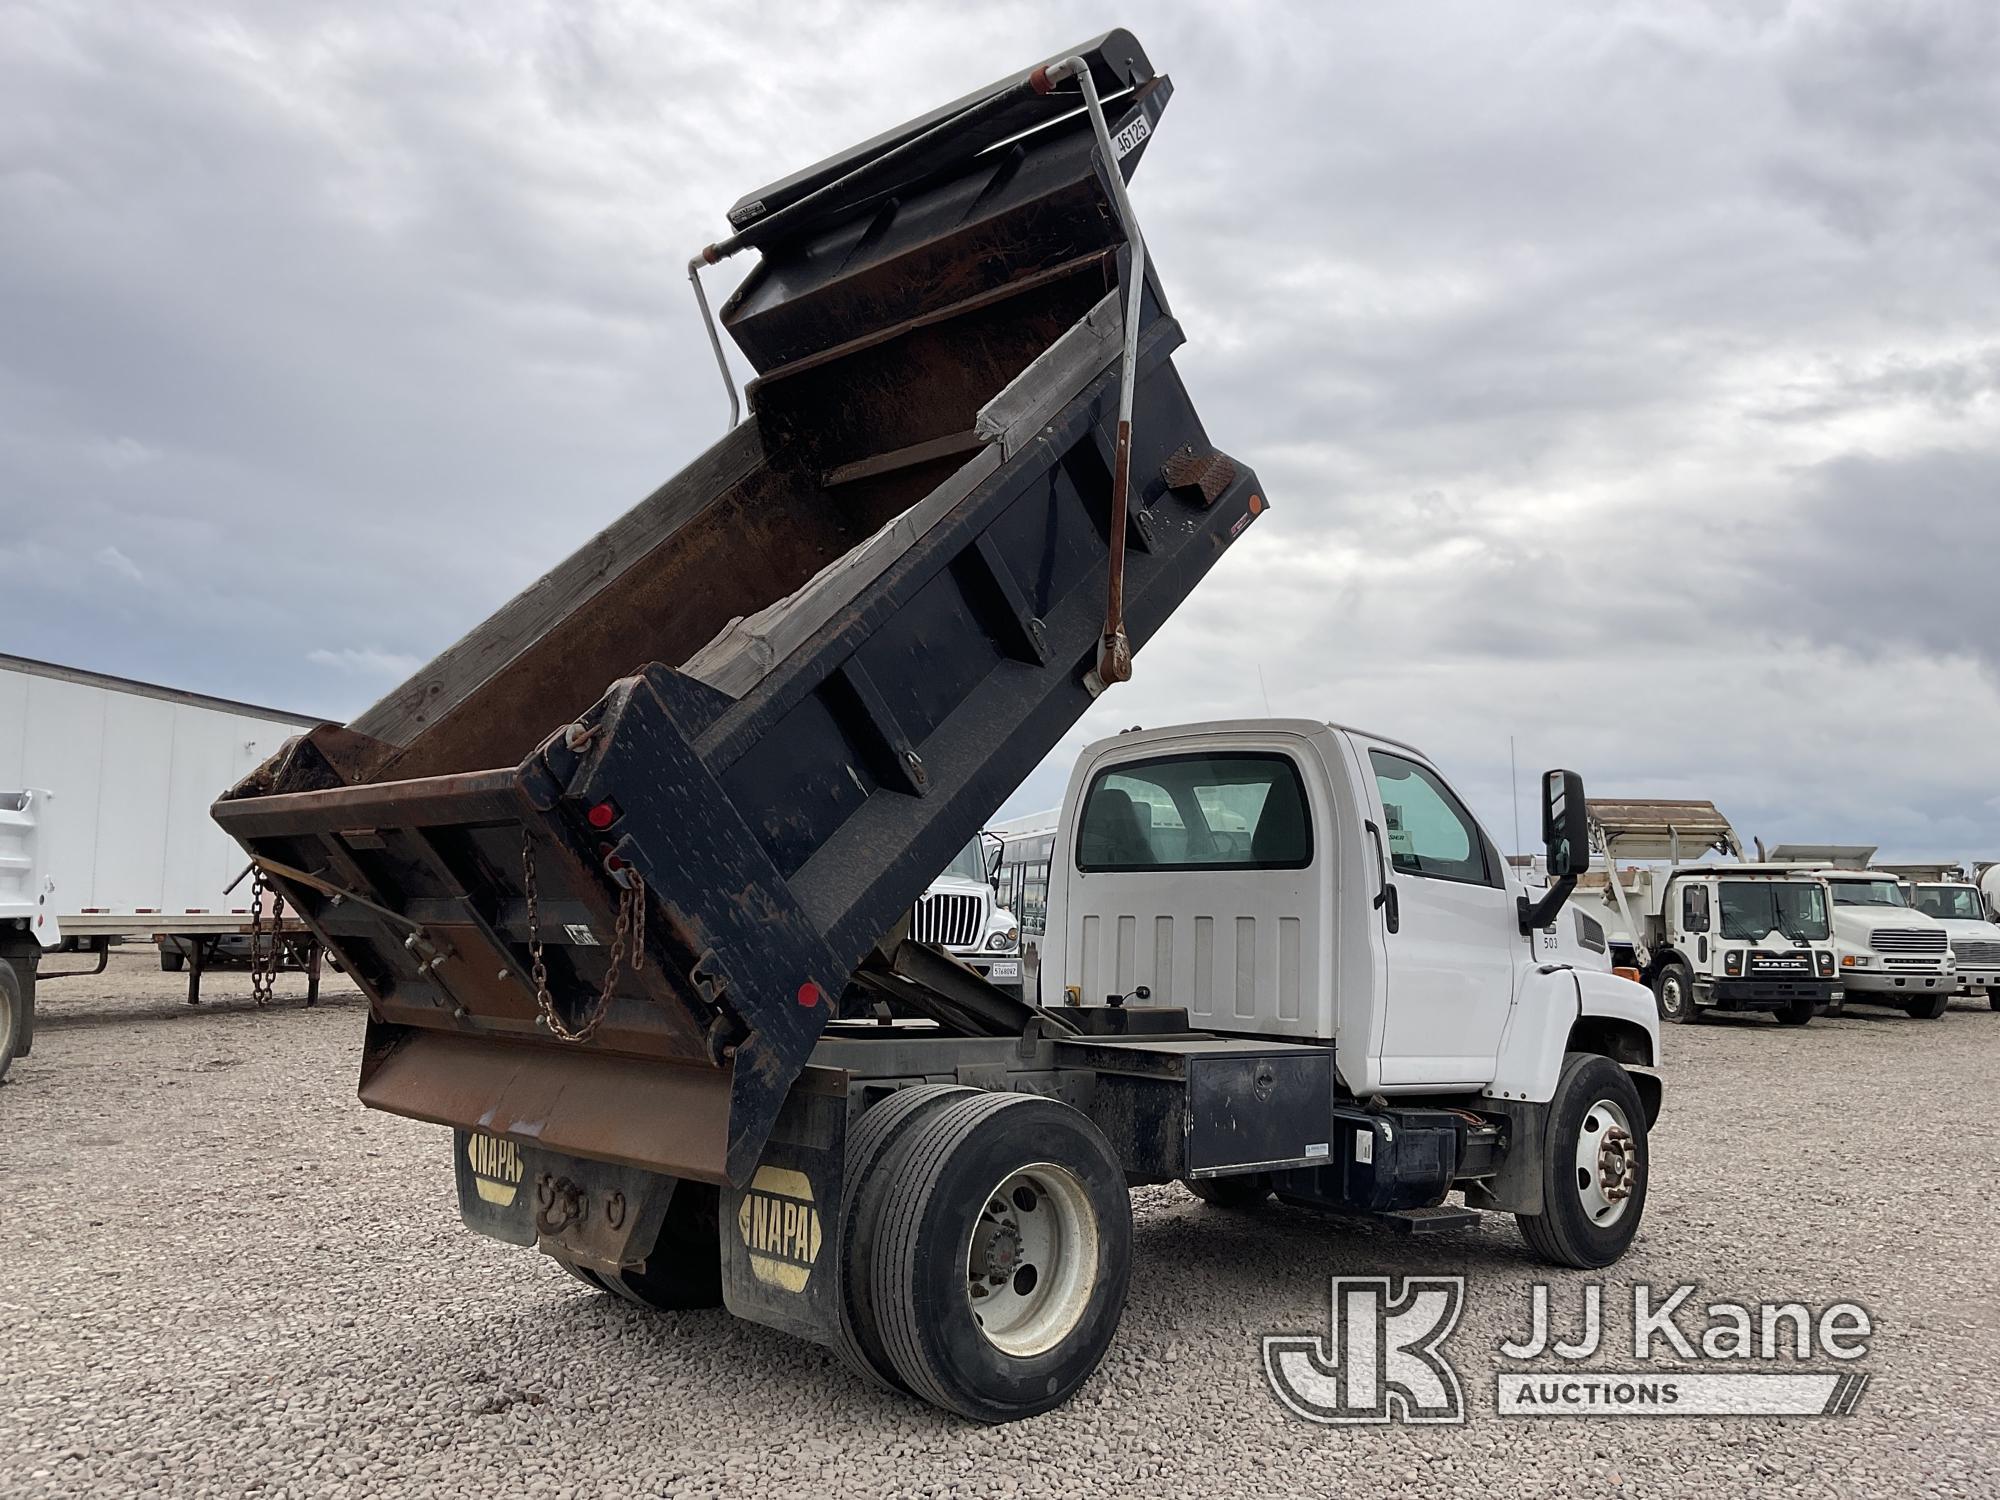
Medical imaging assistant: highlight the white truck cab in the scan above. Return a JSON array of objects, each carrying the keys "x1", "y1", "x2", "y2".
[
  {"x1": 913, "y1": 834, "x2": 1023, "y2": 998},
  {"x1": 1813, "y1": 870, "x2": 1956, "y2": 1019},
  {"x1": 1040, "y1": 719, "x2": 1658, "y2": 1115},
  {"x1": 1906, "y1": 880, "x2": 2000, "y2": 1009}
]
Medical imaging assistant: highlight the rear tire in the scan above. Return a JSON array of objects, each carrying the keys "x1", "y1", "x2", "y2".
[
  {"x1": 1652, "y1": 960, "x2": 1695, "y2": 1024},
  {"x1": 834, "y1": 1085, "x2": 976, "y2": 1391},
  {"x1": 1515, "y1": 1052, "x2": 1649, "y2": 1270},
  {"x1": 1904, "y1": 992, "x2": 1950, "y2": 1020},
  {"x1": 872, "y1": 1092, "x2": 1132, "y2": 1422},
  {"x1": 0, "y1": 960, "x2": 21, "y2": 1082},
  {"x1": 1777, "y1": 995, "x2": 1815, "y2": 1027},
  {"x1": 1184, "y1": 1173, "x2": 1271, "y2": 1209}
]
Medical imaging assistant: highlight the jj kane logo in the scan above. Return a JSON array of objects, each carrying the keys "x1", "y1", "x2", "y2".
[{"x1": 1263, "y1": 1277, "x2": 1467, "y2": 1424}]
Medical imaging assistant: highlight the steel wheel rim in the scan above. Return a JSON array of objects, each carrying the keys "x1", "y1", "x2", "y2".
[
  {"x1": 1574, "y1": 1098, "x2": 1637, "y2": 1227},
  {"x1": 965, "y1": 1161, "x2": 1098, "y2": 1357},
  {"x1": 1661, "y1": 974, "x2": 1686, "y2": 1016}
]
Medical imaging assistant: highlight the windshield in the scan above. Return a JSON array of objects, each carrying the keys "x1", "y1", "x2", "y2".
[
  {"x1": 1914, "y1": 885, "x2": 1984, "y2": 921},
  {"x1": 939, "y1": 837, "x2": 988, "y2": 884},
  {"x1": 1718, "y1": 880, "x2": 1830, "y2": 942},
  {"x1": 1828, "y1": 879, "x2": 1907, "y2": 909}
]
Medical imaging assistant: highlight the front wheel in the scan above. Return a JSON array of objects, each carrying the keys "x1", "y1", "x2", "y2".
[
  {"x1": 1904, "y1": 992, "x2": 1950, "y2": 1020},
  {"x1": 1777, "y1": 995, "x2": 1815, "y2": 1027},
  {"x1": 871, "y1": 1092, "x2": 1132, "y2": 1422},
  {"x1": 1652, "y1": 960, "x2": 1696, "y2": 1024},
  {"x1": 1516, "y1": 1052, "x2": 1649, "y2": 1270}
]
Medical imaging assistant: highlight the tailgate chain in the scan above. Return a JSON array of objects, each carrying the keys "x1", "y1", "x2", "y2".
[
  {"x1": 249, "y1": 867, "x2": 284, "y2": 1008},
  {"x1": 522, "y1": 831, "x2": 646, "y2": 1044}
]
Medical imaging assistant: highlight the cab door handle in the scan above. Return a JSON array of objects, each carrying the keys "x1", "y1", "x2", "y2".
[{"x1": 1365, "y1": 819, "x2": 1400, "y2": 934}]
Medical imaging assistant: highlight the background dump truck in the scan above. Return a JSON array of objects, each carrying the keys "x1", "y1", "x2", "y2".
[
  {"x1": 1574, "y1": 800, "x2": 1838, "y2": 1026},
  {"x1": 213, "y1": 33, "x2": 1657, "y2": 1422}
]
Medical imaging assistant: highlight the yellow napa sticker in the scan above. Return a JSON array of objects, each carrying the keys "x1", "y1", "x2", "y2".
[
  {"x1": 735, "y1": 1166, "x2": 822, "y2": 1293},
  {"x1": 466, "y1": 1133, "x2": 524, "y2": 1208}
]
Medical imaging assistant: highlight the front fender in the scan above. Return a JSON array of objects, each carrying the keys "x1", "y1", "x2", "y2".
[{"x1": 1486, "y1": 966, "x2": 1661, "y2": 1112}]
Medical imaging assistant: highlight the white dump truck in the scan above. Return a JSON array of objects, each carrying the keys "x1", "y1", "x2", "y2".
[
  {"x1": 912, "y1": 834, "x2": 1022, "y2": 998},
  {"x1": 214, "y1": 34, "x2": 1662, "y2": 1423},
  {"x1": 1900, "y1": 871, "x2": 2000, "y2": 1009},
  {"x1": 1574, "y1": 801, "x2": 1837, "y2": 1025}
]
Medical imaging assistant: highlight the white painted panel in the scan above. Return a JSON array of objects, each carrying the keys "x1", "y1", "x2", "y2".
[
  {"x1": 91, "y1": 692, "x2": 177, "y2": 911},
  {"x1": 0, "y1": 672, "x2": 30, "y2": 783},
  {"x1": 1233, "y1": 916, "x2": 1257, "y2": 1018},
  {"x1": 3, "y1": 663, "x2": 315, "y2": 927},
  {"x1": 19, "y1": 677, "x2": 109, "y2": 914},
  {"x1": 1279, "y1": 917, "x2": 1301, "y2": 1021}
]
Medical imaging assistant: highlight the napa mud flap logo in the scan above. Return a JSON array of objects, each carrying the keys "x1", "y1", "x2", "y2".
[
  {"x1": 465, "y1": 1133, "x2": 525, "y2": 1208},
  {"x1": 735, "y1": 1166, "x2": 822, "y2": 1293}
]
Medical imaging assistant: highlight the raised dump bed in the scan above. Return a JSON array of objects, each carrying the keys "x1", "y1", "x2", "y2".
[{"x1": 213, "y1": 30, "x2": 1266, "y2": 1186}]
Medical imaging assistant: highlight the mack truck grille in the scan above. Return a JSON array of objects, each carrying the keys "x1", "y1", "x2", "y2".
[
  {"x1": 1952, "y1": 938, "x2": 2000, "y2": 966},
  {"x1": 1869, "y1": 927, "x2": 1948, "y2": 955},
  {"x1": 914, "y1": 892, "x2": 982, "y2": 949}
]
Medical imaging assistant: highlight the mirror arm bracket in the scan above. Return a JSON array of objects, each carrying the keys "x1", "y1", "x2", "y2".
[{"x1": 1518, "y1": 873, "x2": 1579, "y2": 936}]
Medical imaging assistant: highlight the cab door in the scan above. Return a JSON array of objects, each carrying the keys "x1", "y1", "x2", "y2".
[{"x1": 1350, "y1": 737, "x2": 1522, "y2": 1087}]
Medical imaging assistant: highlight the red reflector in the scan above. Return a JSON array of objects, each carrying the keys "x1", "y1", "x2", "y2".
[
  {"x1": 605, "y1": 853, "x2": 625, "y2": 872},
  {"x1": 797, "y1": 981, "x2": 822, "y2": 1009},
  {"x1": 586, "y1": 800, "x2": 619, "y2": 830}
]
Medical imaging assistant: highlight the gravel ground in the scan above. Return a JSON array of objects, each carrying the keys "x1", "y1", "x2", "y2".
[{"x1": 3, "y1": 952, "x2": 1996, "y2": 1499}]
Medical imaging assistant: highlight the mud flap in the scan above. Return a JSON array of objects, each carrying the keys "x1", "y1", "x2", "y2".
[
  {"x1": 453, "y1": 1130, "x2": 680, "y2": 1279},
  {"x1": 719, "y1": 1085, "x2": 847, "y2": 1349}
]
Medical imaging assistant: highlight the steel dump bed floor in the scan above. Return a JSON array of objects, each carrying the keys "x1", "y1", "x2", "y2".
[{"x1": 214, "y1": 31, "x2": 1267, "y2": 1185}]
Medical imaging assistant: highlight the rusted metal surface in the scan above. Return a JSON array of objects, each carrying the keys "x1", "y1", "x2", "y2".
[
  {"x1": 1161, "y1": 446, "x2": 1238, "y2": 506},
  {"x1": 359, "y1": 1022, "x2": 735, "y2": 1183}
]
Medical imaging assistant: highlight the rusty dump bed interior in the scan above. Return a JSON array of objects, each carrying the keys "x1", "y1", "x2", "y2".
[{"x1": 213, "y1": 30, "x2": 1270, "y2": 1186}]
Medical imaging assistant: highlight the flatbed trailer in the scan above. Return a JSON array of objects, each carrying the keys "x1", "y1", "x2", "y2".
[{"x1": 214, "y1": 31, "x2": 1660, "y2": 1422}]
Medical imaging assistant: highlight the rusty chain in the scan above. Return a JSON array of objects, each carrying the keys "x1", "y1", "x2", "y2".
[
  {"x1": 248, "y1": 867, "x2": 284, "y2": 1007},
  {"x1": 522, "y1": 830, "x2": 646, "y2": 1044}
]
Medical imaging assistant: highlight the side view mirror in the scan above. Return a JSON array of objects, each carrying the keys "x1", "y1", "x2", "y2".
[
  {"x1": 981, "y1": 830, "x2": 1004, "y2": 892},
  {"x1": 1541, "y1": 769, "x2": 1590, "y2": 879}
]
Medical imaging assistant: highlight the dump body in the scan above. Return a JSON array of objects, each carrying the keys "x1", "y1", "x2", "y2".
[{"x1": 213, "y1": 32, "x2": 1266, "y2": 1186}]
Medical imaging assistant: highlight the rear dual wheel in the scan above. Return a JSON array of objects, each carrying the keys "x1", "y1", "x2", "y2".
[{"x1": 841, "y1": 1088, "x2": 1132, "y2": 1422}]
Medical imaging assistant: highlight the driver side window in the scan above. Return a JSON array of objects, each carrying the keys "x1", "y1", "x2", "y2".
[
  {"x1": 1367, "y1": 749, "x2": 1493, "y2": 886},
  {"x1": 1682, "y1": 884, "x2": 1710, "y2": 933}
]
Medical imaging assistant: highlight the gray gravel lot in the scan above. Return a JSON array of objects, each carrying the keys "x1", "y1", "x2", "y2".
[{"x1": 3, "y1": 953, "x2": 1996, "y2": 1498}]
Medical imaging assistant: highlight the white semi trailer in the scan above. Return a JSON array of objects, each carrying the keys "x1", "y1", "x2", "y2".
[
  {"x1": 0, "y1": 654, "x2": 326, "y2": 1062},
  {"x1": 1574, "y1": 801, "x2": 1838, "y2": 1025}
]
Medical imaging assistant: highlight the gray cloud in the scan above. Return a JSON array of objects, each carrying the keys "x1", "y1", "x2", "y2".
[{"x1": 2, "y1": 1, "x2": 1995, "y2": 861}]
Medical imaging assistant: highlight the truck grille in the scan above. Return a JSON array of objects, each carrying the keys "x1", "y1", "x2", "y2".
[
  {"x1": 1869, "y1": 927, "x2": 1948, "y2": 955},
  {"x1": 914, "y1": 892, "x2": 982, "y2": 949},
  {"x1": 1952, "y1": 938, "x2": 2000, "y2": 966}
]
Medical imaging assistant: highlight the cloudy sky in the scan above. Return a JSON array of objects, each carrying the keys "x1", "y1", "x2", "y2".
[{"x1": 4, "y1": 1, "x2": 1996, "y2": 860}]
